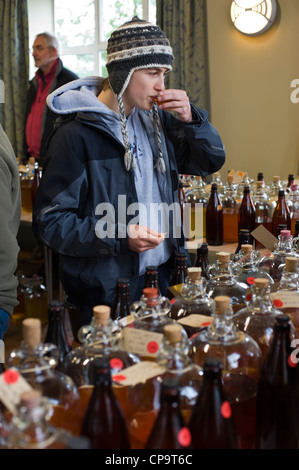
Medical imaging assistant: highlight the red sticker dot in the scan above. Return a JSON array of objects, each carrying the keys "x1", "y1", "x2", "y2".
[
  {"x1": 273, "y1": 299, "x2": 283, "y2": 308},
  {"x1": 3, "y1": 369, "x2": 19, "y2": 384},
  {"x1": 288, "y1": 354, "x2": 297, "y2": 368},
  {"x1": 177, "y1": 427, "x2": 191, "y2": 447},
  {"x1": 247, "y1": 277, "x2": 255, "y2": 285},
  {"x1": 147, "y1": 341, "x2": 159, "y2": 354},
  {"x1": 201, "y1": 321, "x2": 211, "y2": 327},
  {"x1": 246, "y1": 293, "x2": 252, "y2": 302},
  {"x1": 113, "y1": 374, "x2": 127, "y2": 382},
  {"x1": 221, "y1": 401, "x2": 232, "y2": 419},
  {"x1": 110, "y1": 357, "x2": 124, "y2": 370},
  {"x1": 170, "y1": 299, "x2": 177, "y2": 305}
]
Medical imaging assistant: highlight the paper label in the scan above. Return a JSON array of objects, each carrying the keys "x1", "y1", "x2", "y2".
[
  {"x1": 120, "y1": 327, "x2": 164, "y2": 357},
  {"x1": 269, "y1": 290, "x2": 299, "y2": 308},
  {"x1": 177, "y1": 314, "x2": 212, "y2": 328},
  {"x1": 112, "y1": 361, "x2": 166, "y2": 386},
  {"x1": 251, "y1": 225, "x2": 278, "y2": 251},
  {"x1": 118, "y1": 314, "x2": 135, "y2": 327},
  {"x1": 0, "y1": 368, "x2": 32, "y2": 414}
]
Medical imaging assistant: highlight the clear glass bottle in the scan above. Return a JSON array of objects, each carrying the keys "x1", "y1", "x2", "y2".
[
  {"x1": 206, "y1": 251, "x2": 247, "y2": 313},
  {"x1": 286, "y1": 183, "x2": 299, "y2": 236},
  {"x1": 259, "y1": 229, "x2": 297, "y2": 282},
  {"x1": 188, "y1": 358, "x2": 238, "y2": 449},
  {"x1": 188, "y1": 295, "x2": 261, "y2": 449},
  {"x1": 206, "y1": 183, "x2": 223, "y2": 246},
  {"x1": 256, "y1": 316, "x2": 299, "y2": 449},
  {"x1": 23, "y1": 274, "x2": 48, "y2": 325},
  {"x1": 233, "y1": 277, "x2": 296, "y2": 362},
  {"x1": 6, "y1": 318, "x2": 81, "y2": 436},
  {"x1": 268, "y1": 175, "x2": 283, "y2": 217},
  {"x1": 238, "y1": 186, "x2": 256, "y2": 245},
  {"x1": 62, "y1": 305, "x2": 140, "y2": 423},
  {"x1": 269, "y1": 256, "x2": 299, "y2": 338},
  {"x1": 168, "y1": 267, "x2": 214, "y2": 337},
  {"x1": 233, "y1": 244, "x2": 274, "y2": 289},
  {"x1": 7, "y1": 390, "x2": 79, "y2": 449},
  {"x1": 185, "y1": 176, "x2": 208, "y2": 239},
  {"x1": 253, "y1": 181, "x2": 272, "y2": 243},
  {"x1": 145, "y1": 376, "x2": 192, "y2": 450},
  {"x1": 222, "y1": 174, "x2": 239, "y2": 243},
  {"x1": 80, "y1": 357, "x2": 131, "y2": 449}
]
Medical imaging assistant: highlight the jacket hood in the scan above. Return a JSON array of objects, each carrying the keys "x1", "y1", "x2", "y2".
[{"x1": 46, "y1": 76, "x2": 107, "y2": 115}]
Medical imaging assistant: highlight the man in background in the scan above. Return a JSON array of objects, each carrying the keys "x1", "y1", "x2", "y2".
[
  {"x1": 0, "y1": 123, "x2": 21, "y2": 341},
  {"x1": 24, "y1": 32, "x2": 78, "y2": 166}
]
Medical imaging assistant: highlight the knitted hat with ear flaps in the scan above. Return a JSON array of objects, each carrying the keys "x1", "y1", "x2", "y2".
[{"x1": 106, "y1": 16, "x2": 174, "y2": 172}]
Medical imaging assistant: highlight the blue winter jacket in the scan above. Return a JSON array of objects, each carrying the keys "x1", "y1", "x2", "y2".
[{"x1": 32, "y1": 77, "x2": 225, "y2": 305}]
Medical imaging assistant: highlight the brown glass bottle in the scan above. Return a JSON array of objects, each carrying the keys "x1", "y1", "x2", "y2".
[
  {"x1": 44, "y1": 300, "x2": 72, "y2": 369},
  {"x1": 80, "y1": 357, "x2": 131, "y2": 449},
  {"x1": 144, "y1": 266, "x2": 160, "y2": 292},
  {"x1": 189, "y1": 358, "x2": 238, "y2": 449},
  {"x1": 169, "y1": 253, "x2": 188, "y2": 286},
  {"x1": 234, "y1": 229, "x2": 250, "y2": 254},
  {"x1": 256, "y1": 315, "x2": 299, "y2": 449},
  {"x1": 193, "y1": 242, "x2": 209, "y2": 279},
  {"x1": 238, "y1": 186, "x2": 256, "y2": 245},
  {"x1": 272, "y1": 190, "x2": 291, "y2": 238},
  {"x1": 145, "y1": 376, "x2": 191, "y2": 449},
  {"x1": 206, "y1": 183, "x2": 223, "y2": 246},
  {"x1": 111, "y1": 278, "x2": 131, "y2": 321}
]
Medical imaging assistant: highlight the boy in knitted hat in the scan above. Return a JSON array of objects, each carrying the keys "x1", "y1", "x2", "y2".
[{"x1": 33, "y1": 17, "x2": 225, "y2": 326}]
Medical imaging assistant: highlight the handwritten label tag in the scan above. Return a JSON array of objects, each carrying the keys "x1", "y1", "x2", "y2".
[
  {"x1": 269, "y1": 290, "x2": 299, "y2": 308},
  {"x1": 0, "y1": 368, "x2": 32, "y2": 414},
  {"x1": 112, "y1": 361, "x2": 166, "y2": 387},
  {"x1": 178, "y1": 314, "x2": 212, "y2": 328},
  {"x1": 251, "y1": 225, "x2": 278, "y2": 251},
  {"x1": 120, "y1": 327, "x2": 163, "y2": 358}
]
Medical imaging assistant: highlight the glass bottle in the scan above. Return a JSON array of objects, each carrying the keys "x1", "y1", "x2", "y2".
[
  {"x1": 222, "y1": 174, "x2": 239, "y2": 243},
  {"x1": 233, "y1": 277, "x2": 296, "y2": 362},
  {"x1": 206, "y1": 251, "x2": 247, "y2": 313},
  {"x1": 62, "y1": 305, "x2": 140, "y2": 423},
  {"x1": 111, "y1": 278, "x2": 131, "y2": 321},
  {"x1": 259, "y1": 229, "x2": 297, "y2": 282},
  {"x1": 256, "y1": 315, "x2": 299, "y2": 449},
  {"x1": 144, "y1": 266, "x2": 160, "y2": 292},
  {"x1": 188, "y1": 295, "x2": 261, "y2": 449},
  {"x1": 145, "y1": 376, "x2": 191, "y2": 450},
  {"x1": 185, "y1": 176, "x2": 208, "y2": 239},
  {"x1": 168, "y1": 253, "x2": 189, "y2": 298},
  {"x1": 188, "y1": 358, "x2": 238, "y2": 449},
  {"x1": 168, "y1": 267, "x2": 214, "y2": 337},
  {"x1": 7, "y1": 390, "x2": 78, "y2": 450},
  {"x1": 20, "y1": 166, "x2": 33, "y2": 213},
  {"x1": 233, "y1": 244, "x2": 274, "y2": 289},
  {"x1": 23, "y1": 274, "x2": 48, "y2": 325},
  {"x1": 253, "y1": 180, "x2": 272, "y2": 239},
  {"x1": 286, "y1": 184, "x2": 299, "y2": 236},
  {"x1": 268, "y1": 175, "x2": 283, "y2": 217},
  {"x1": 44, "y1": 300, "x2": 72, "y2": 369},
  {"x1": 272, "y1": 190, "x2": 291, "y2": 238},
  {"x1": 206, "y1": 183, "x2": 223, "y2": 246},
  {"x1": 238, "y1": 186, "x2": 256, "y2": 245},
  {"x1": 193, "y1": 242, "x2": 209, "y2": 279},
  {"x1": 269, "y1": 256, "x2": 299, "y2": 338},
  {"x1": 80, "y1": 356, "x2": 131, "y2": 449},
  {"x1": 286, "y1": 173, "x2": 295, "y2": 193},
  {"x1": 6, "y1": 317, "x2": 81, "y2": 436},
  {"x1": 234, "y1": 228, "x2": 250, "y2": 254},
  {"x1": 31, "y1": 162, "x2": 42, "y2": 208}
]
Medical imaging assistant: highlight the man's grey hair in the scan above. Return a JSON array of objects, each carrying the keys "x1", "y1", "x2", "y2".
[{"x1": 35, "y1": 32, "x2": 61, "y2": 56}]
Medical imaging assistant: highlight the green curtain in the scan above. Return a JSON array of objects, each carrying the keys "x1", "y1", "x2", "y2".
[
  {"x1": 0, "y1": 0, "x2": 29, "y2": 158},
  {"x1": 156, "y1": 0, "x2": 210, "y2": 112}
]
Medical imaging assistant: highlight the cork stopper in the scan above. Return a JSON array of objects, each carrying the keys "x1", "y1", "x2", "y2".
[
  {"x1": 20, "y1": 390, "x2": 42, "y2": 409},
  {"x1": 216, "y1": 252, "x2": 231, "y2": 264},
  {"x1": 164, "y1": 324, "x2": 183, "y2": 343},
  {"x1": 22, "y1": 318, "x2": 41, "y2": 349},
  {"x1": 285, "y1": 256, "x2": 299, "y2": 272},
  {"x1": 93, "y1": 305, "x2": 111, "y2": 326},
  {"x1": 272, "y1": 176, "x2": 280, "y2": 183},
  {"x1": 187, "y1": 267, "x2": 202, "y2": 282},
  {"x1": 227, "y1": 174, "x2": 234, "y2": 184},
  {"x1": 241, "y1": 244, "x2": 253, "y2": 253},
  {"x1": 214, "y1": 296, "x2": 231, "y2": 314},
  {"x1": 253, "y1": 278, "x2": 269, "y2": 288},
  {"x1": 256, "y1": 181, "x2": 264, "y2": 188}
]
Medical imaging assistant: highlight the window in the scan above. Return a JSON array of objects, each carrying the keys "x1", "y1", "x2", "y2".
[{"x1": 54, "y1": 0, "x2": 157, "y2": 78}]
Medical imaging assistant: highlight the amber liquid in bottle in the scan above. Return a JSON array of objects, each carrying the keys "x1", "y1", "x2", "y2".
[
  {"x1": 272, "y1": 190, "x2": 291, "y2": 238},
  {"x1": 206, "y1": 183, "x2": 223, "y2": 246}
]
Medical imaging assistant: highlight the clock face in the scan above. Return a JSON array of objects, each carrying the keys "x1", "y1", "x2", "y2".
[{"x1": 230, "y1": 0, "x2": 277, "y2": 36}]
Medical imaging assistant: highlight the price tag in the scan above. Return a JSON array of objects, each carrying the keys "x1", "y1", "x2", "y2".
[
  {"x1": 178, "y1": 314, "x2": 212, "y2": 328},
  {"x1": 112, "y1": 361, "x2": 166, "y2": 387},
  {"x1": 0, "y1": 368, "x2": 32, "y2": 414},
  {"x1": 120, "y1": 327, "x2": 163, "y2": 358},
  {"x1": 270, "y1": 290, "x2": 299, "y2": 308}
]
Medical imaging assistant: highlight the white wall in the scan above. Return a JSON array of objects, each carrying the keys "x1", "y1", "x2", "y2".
[
  {"x1": 206, "y1": 0, "x2": 299, "y2": 183},
  {"x1": 27, "y1": 0, "x2": 53, "y2": 78}
]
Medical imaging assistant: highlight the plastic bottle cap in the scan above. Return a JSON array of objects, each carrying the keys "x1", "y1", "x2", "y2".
[
  {"x1": 22, "y1": 318, "x2": 42, "y2": 348},
  {"x1": 164, "y1": 324, "x2": 183, "y2": 343},
  {"x1": 93, "y1": 305, "x2": 111, "y2": 325},
  {"x1": 285, "y1": 257, "x2": 299, "y2": 272}
]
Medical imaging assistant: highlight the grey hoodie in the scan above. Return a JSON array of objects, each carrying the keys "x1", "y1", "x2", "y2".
[{"x1": 47, "y1": 77, "x2": 172, "y2": 274}]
